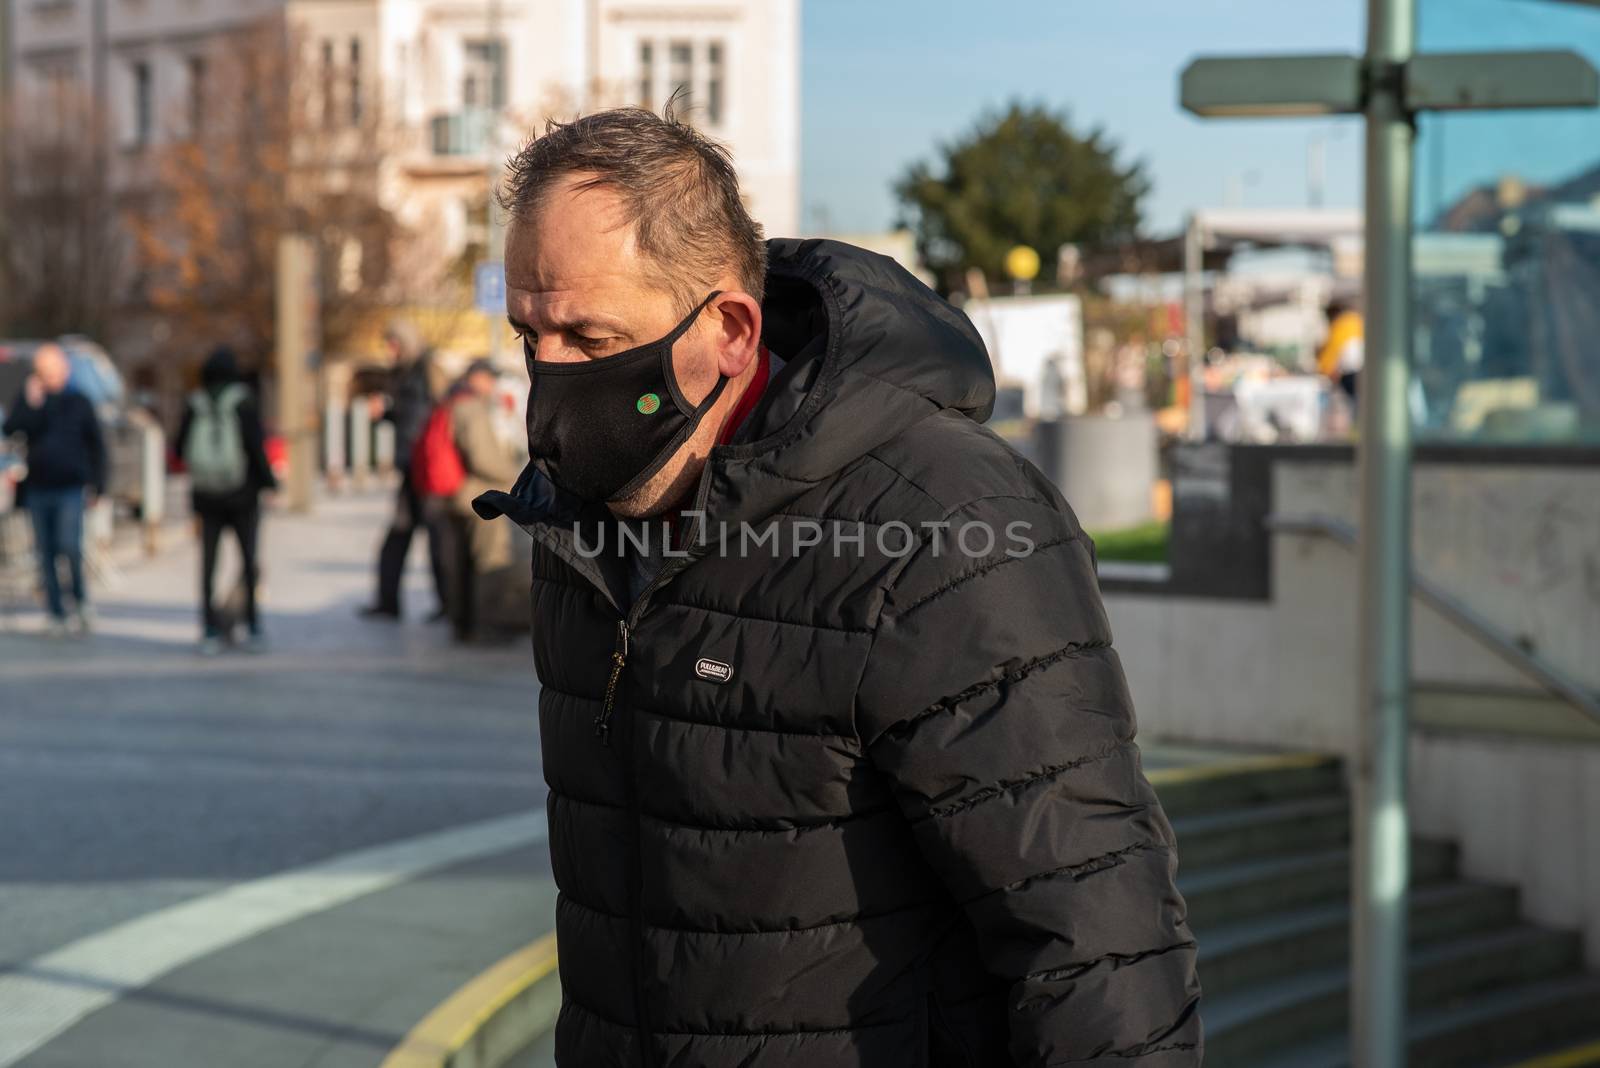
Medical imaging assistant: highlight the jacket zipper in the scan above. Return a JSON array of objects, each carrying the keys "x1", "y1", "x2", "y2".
[
  {"x1": 591, "y1": 499, "x2": 709, "y2": 746},
  {"x1": 595, "y1": 620, "x2": 629, "y2": 745}
]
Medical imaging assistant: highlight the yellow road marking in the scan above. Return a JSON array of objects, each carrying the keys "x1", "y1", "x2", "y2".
[
  {"x1": 380, "y1": 933, "x2": 559, "y2": 1068},
  {"x1": 1145, "y1": 751, "x2": 1335, "y2": 787},
  {"x1": 1502, "y1": 1041, "x2": 1600, "y2": 1068}
]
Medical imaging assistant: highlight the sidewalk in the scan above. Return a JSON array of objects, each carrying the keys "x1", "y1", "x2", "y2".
[{"x1": 1, "y1": 489, "x2": 555, "y2": 1068}]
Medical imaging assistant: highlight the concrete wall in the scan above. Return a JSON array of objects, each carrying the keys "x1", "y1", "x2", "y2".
[{"x1": 1105, "y1": 455, "x2": 1600, "y2": 964}]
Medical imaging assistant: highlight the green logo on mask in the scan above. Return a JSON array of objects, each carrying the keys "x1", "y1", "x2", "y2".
[{"x1": 636, "y1": 392, "x2": 661, "y2": 415}]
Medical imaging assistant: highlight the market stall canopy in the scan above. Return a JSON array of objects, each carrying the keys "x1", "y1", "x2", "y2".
[{"x1": 1085, "y1": 207, "x2": 1363, "y2": 279}]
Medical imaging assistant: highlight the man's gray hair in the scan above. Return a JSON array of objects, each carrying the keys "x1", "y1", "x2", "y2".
[{"x1": 498, "y1": 99, "x2": 767, "y2": 308}]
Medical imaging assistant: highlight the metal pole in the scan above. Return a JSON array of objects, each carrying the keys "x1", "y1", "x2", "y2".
[
  {"x1": 487, "y1": 0, "x2": 504, "y2": 365},
  {"x1": 374, "y1": 420, "x2": 396, "y2": 477},
  {"x1": 139, "y1": 418, "x2": 165, "y2": 557},
  {"x1": 324, "y1": 395, "x2": 346, "y2": 493},
  {"x1": 276, "y1": 234, "x2": 318, "y2": 514},
  {"x1": 1183, "y1": 214, "x2": 1206, "y2": 441},
  {"x1": 349, "y1": 394, "x2": 372, "y2": 491},
  {"x1": 1353, "y1": 0, "x2": 1415, "y2": 1062}
]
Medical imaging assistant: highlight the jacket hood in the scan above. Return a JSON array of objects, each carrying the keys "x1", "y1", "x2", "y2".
[
  {"x1": 200, "y1": 346, "x2": 241, "y2": 391},
  {"x1": 718, "y1": 238, "x2": 995, "y2": 504},
  {"x1": 478, "y1": 239, "x2": 995, "y2": 532}
]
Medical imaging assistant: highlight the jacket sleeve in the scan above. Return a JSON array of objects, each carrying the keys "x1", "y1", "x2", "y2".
[
  {"x1": 80, "y1": 395, "x2": 107, "y2": 496},
  {"x1": 237, "y1": 398, "x2": 278, "y2": 492},
  {"x1": 174, "y1": 405, "x2": 194, "y2": 465},
  {"x1": 3, "y1": 389, "x2": 42, "y2": 438},
  {"x1": 855, "y1": 493, "x2": 1201, "y2": 1067}
]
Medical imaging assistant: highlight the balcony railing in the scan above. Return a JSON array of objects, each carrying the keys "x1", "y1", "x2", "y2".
[{"x1": 429, "y1": 109, "x2": 494, "y2": 157}]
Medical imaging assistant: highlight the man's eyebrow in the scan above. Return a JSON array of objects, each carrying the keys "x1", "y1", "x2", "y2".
[{"x1": 507, "y1": 311, "x2": 628, "y2": 336}]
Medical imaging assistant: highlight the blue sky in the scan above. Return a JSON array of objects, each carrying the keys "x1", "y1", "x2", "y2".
[{"x1": 801, "y1": 0, "x2": 1600, "y2": 237}]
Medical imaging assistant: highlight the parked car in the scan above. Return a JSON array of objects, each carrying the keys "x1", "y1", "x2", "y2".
[{"x1": 0, "y1": 337, "x2": 145, "y2": 513}]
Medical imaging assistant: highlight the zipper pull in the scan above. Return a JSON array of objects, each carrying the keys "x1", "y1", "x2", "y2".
[{"x1": 595, "y1": 619, "x2": 629, "y2": 746}]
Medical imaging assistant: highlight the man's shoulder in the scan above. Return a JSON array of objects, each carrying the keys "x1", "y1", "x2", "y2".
[{"x1": 847, "y1": 410, "x2": 1073, "y2": 530}]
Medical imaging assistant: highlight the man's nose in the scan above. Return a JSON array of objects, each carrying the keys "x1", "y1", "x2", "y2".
[{"x1": 528, "y1": 342, "x2": 590, "y2": 366}]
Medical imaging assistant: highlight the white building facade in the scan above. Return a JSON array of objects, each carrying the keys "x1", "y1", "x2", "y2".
[{"x1": 4, "y1": 0, "x2": 800, "y2": 261}]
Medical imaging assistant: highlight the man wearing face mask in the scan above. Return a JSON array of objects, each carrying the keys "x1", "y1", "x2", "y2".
[{"x1": 476, "y1": 105, "x2": 1200, "y2": 1068}]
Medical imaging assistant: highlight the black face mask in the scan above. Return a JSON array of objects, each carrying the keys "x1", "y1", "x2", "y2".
[{"x1": 524, "y1": 292, "x2": 726, "y2": 503}]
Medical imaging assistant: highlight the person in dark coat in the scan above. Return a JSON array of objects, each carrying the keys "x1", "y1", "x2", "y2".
[
  {"x1": 359, "y1": 319, "x2": 449, "y2": 621},
  {"x1": 476, "y1": 108, "x2": 1201, "y2": 1068},
  {"x1": 175, "y1": 346, "x2": 277, "y2": 653},
  {"x1": 2, "y1": 342, "x2": 105, "y2": 636}
]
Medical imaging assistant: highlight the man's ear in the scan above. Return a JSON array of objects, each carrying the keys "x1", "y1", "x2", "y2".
[{"x1": 709, "y1": 291, "x2": 762, "y2": 379}]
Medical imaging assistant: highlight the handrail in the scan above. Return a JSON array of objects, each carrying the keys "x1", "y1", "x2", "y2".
[{"x1": 1266, "y1": 511, "x2": 1600, "y2": 728}]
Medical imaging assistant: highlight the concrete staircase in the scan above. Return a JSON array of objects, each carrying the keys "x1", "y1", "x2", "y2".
[{"x1": 1161, "y1": 755, "x2": 1600, "y2": 1067}]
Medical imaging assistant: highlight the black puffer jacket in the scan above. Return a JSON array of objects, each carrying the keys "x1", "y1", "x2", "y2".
[{"x1": 477, "y1": 240, "x2": 1201, "y2": 1068}]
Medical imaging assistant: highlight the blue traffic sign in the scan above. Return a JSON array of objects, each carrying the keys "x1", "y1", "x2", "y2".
[{"x1": 474, "y1": 262, "x2": 506, "y2": 315}]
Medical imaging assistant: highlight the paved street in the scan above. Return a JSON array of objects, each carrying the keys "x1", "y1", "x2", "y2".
[{"x1": 0, "y1": 490, "x2": 554, "y2": 1068}]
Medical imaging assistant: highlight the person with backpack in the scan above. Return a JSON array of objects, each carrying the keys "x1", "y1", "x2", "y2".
[{"x1": 175, "y1": 347, "x2": 277, "y2": 654}]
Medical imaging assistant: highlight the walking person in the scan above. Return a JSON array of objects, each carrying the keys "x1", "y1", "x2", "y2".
[
  {"x1": 176, "y1": 347, "x2": 276, "y2": 655},
  {"x1": 439, "y1": 360, "x2": 523, "y2": 642},
  {"x1": 475, "y1": 106, "x2": 1201, "y2": 1066},
  {"x1": 2, "y1": 343, "x2": 105, "y2": 637},
  {"x1": 360, "y1": 319, "x2": 448, "y2": 621}
]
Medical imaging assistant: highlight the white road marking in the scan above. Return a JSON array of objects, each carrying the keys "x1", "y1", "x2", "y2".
[{"x1": 0, "y1": 809, "x2": 548, "y2": 1066}]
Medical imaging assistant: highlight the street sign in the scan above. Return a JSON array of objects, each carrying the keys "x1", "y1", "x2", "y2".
[
  {"x1": 1177, "y1": 10, "x2": 1599, "y2": 1067},
  {"x1": 1182, "y1": 50, "x2": 1598, "y2": 119},
  {"x1": 1181, "y1": 55, "x2": 1362, "y2": 117},
  {"x1": 1407, "y1": 50, "x2": 1600, "y2": 111},
  {"x1": 474, "y1": 261, "x2": 506, "y2": 316}
]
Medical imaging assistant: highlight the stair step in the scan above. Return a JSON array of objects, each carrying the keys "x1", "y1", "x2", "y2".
[
  {"x1": 1204, "y1": 925, "x2": 1584, "y2": 1066},
  {"x1": 1180, "y1": 839, "x2": 1457, "y2": 929},
  {"x1": 1153, "y1": 754, "x2": 1343, "y2": 818},
  {"x1": 1197, "y1": 881, "x2": 1521, "y2": 998},
  {"x1": 1252, "y1": 973, "x2": 1600, "y2": 1068},
  {"x1": 1172, "y1": 795, "x2": 1349, "y2": 869}
]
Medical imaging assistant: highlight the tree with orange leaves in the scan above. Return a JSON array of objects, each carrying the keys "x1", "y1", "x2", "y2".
[{"x1": 127, "y1": 17, "x2": 417, "y2": 375}]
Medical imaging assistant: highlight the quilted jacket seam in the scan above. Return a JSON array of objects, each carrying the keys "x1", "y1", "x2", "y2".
[
  {"x1": 563, "y1": 890, "x2": 943, "y2": 935},
  {"x1": 897, "y1": 535, "x2": 1080, "y2": 616},
  {"x1": 657, "y1": 595, "x2": 874, "y2": 635},
  {"x1": 1021, "y1": 940, "x2": 1198, "y2": 983},
  {"x1": 921, "y1": 740, "x2": 1128, "y2": 822},
  {"x1": 883, "y1": 638, "x2": 1113, "y2": 742},
  {"x1": 961, "y1": 841, "x2": 1171, "y2": 906},
  {"x1": 640, "y1": 705, "x2": 860, "y2": 741}
]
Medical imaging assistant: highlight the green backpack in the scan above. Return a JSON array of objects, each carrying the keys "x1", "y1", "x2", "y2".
[{"x1": 185, "y1": 384, "x2": 249, "y2": 495}]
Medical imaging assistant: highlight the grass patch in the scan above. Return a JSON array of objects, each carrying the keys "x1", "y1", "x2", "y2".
[{"x1": 1088, "y1": 520, "x2": 1170, "y2": 564}]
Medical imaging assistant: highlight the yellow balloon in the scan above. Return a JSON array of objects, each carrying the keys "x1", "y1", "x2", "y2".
[{"x1": 1005, "y1": 245, "x2": 1041, "y2": 282}]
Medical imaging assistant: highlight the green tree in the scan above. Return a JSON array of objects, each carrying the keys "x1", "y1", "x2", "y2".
[{"x1": 894, "y1": 102, "x2": 1149, "y2": 286}]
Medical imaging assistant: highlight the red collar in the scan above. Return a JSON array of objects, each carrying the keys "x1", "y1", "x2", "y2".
[{"x1": 716, "y1": 346, "x2": 771, "y2": 447}]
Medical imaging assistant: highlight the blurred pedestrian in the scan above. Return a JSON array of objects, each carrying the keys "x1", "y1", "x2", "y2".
[
  {"x1": 176, "y1": 346, "x2": 277, "y2": 655},
  {"x1": 1, "y1": 342, "x2": 105, "y2": 637},
  {"x1": 440, "y1": 360, "x2": 522, "y2": 642},
  {"x1": 359, "y1": 319, "x2": 448, "y2": 621},
  {"x1": 1318, "y1": 300, "x2": 1365, "y2": 402}
]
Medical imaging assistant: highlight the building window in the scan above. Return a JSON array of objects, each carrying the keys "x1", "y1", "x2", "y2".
[
  {"x1": 706, "y1": 42, "x2": 725, "y2": 125},
  {"x1": 349, "y1": 37, "x2": 363, "y2": 124},
  {"x1": 131, "y1": 60, "x2": 152, "y2": 147},
  {"x1": 638, "y1": 41, "x2": 653, "y2": 109},
  {"x1": 668, "y1": 40, "x2": 692, "y2": 105},
  {"x1": 321, "y1": 39, "x2": 336, "y2": 127},
  {"x1": 187, "y1": 55, "x2": 206, "y2": 138},
  {"x1": 463, "y1": 40, "x2": 505, "y2": 111}
]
